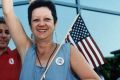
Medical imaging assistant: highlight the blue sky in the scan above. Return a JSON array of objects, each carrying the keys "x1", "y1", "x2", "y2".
[
  {"x1": 0, "y1": 0, "x2": 120, "y2": 57},
  {"x1": 80, "y1": 0, "x2": 120, "y2": 57}
]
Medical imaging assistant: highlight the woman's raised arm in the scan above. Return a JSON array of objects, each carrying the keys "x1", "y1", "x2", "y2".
[{"x1": 2, "y1": 0, "x2": 32, "y2": 62}]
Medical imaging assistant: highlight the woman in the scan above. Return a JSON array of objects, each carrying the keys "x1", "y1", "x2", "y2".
[{"x1": 2, "y1": 0, "x2": 100, "y2": 80}]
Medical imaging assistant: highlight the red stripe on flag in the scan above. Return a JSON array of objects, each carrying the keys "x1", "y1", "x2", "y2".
[
  {"x1": 80, "y1": 40, "x2": 96, "y2": 67},
  {"x1": 86, "y1": 36, "x2": 101, "y2": 66},
  {"x1": 90, "y1": 36, "x2": 105, "y2": 64}
]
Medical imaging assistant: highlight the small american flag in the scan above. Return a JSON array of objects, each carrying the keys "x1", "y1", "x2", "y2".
[{"x1": 65, "y1": 14, "x2": 105, "y2": 68}]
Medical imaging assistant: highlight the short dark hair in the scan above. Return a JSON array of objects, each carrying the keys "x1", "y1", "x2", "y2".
[
  {"x1": 28, "y1": 0, "x2": 57, "y2": 27},
  {"x1": 0, "y1": 16, "x2": 6, "y2": 24}
]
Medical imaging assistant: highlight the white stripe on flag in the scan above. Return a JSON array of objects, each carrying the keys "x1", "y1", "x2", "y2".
[
  {"x1": 87, "y1": 37, "x2": 104, "y2": 65},
  {"x1": 69, "y1": 35, "x2": 76, "y2": 47},
  {"x1": 78, "y1": 42, "x2": 94, "y2": 68},
  {"x1": 69, "y1": 34, "x2": 94, "y2": 68},
  {"x1": 83, "y1": 38, "x2": 99, "y2": 67}
]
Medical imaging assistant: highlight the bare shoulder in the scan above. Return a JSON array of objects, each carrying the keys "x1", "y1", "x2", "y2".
[
  {"x1": 70, "y1": 44, "x2": 100, "y2": 79},
  {"x1": 70, "y1": 44, "x2": 84, "y2": 59},
  {"x1": 70, "y1": 44, "x2": 87, "y2": 65}
]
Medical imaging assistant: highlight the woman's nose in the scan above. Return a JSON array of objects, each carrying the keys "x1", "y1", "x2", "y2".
[{"x1": 38, "y1": 20, "x2": 45, "y2": 26}]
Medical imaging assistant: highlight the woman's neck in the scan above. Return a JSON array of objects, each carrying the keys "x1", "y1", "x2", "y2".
[
  {"x1": 35, "y1": 43, "x2": 57, "y2": 67},
  {"x1": 35, "y1": 38, "x2": 54, "y2": 47},
  {"x1": 36, "y1": 40, "x2": 55, "y2": 54}
]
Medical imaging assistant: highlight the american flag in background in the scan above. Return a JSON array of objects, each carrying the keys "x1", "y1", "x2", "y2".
[{"x1": 65, "y1": 14, "x2": 105, "y2": 68}]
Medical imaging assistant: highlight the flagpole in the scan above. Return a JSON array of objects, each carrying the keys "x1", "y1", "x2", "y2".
[{"x1": 40, "y1": 14, "x2": 79, "y2": 80}]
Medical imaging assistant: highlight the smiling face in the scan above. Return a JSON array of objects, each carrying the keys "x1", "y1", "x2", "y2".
[
  {"x1": 31, "y1": 7, "x2": 55, "y2": 42},
  {"x1": 0, "y1": 23, "x2": 11, "y2": 49}
]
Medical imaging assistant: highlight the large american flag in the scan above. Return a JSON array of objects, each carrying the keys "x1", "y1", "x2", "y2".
[{"x1": 65, "y1": 14, "x2": 105, "y2": 68}]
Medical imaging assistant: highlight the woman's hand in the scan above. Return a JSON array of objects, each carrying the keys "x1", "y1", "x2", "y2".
[{"x1": 2, "y1": 0, "x2": 32, "y2": 63}]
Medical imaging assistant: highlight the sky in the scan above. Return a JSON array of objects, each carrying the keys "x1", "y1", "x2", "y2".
[
  {"x1": 80, "y1": 0, "x2": 120, "y2": 57},
  {"x1": 0, "y1": 0, "x2": 120, "y2": 57}
]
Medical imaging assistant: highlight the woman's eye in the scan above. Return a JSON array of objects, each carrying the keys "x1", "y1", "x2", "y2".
[
  {"x1": 33, "y1": 19, "x2": 39, "y2": 22},
  {"x1": 5, "y1": 30, "x2": 10, "y2": 35},
  {"x1": 44, "y1": 18, "x2": 51, "y2": 22},
  {"x1": 0, "y1": 29, "x2": 2, "y2": 33}
]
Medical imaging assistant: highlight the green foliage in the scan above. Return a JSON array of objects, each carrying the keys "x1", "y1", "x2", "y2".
[{"x1": 96, "y1": 54, "x2": 120, "y2": 80}]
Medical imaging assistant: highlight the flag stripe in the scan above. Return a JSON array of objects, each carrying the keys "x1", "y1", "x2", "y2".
[
  {"x1": 67, "y1": 36, "x2": 90, "y2": 64},
  {"x1": 69, "y1": 34, "x2": 96, "y2": 68},
  {"x1": 86, "y1": 37, "x2": 101, "y2": 67},
  {"x1": 80, "y1": 40, "x2": 96, "y2": 68},
  {"x1": 66, "y1": 35, "x2": 70, "y2": 43},
  {"x1": 83, "y1": 39, "x2": 99, "y2": 67},
  {"x1": 78, "y1": 42, "x2": 94, "y2": 68},
  {"x1": 89, "y1": 37, "x2": 105, "y2": 64}
]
